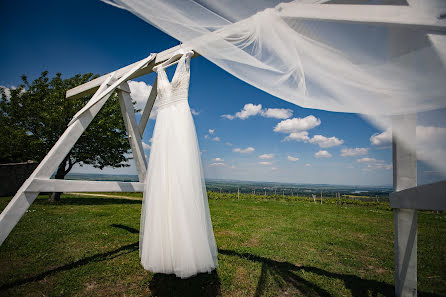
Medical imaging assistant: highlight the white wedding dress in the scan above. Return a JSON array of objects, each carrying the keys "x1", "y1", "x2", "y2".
[{"x1": 140, "y1": 53, "x2": 218, "y2": 278}]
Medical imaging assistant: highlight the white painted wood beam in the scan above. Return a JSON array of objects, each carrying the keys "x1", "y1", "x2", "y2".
[
  {"x1": 277, "y1": 4, "x2": 446, "y2": 32},
  {"x1": 117, "y1": 84, "x2": 147, "y2": 182},
  {"x1": 28, "y1": 179, "x2": 144, "y2": 192},
  {"x1": 66, "y1": 46, "x2": 198, "y2": 100},
  {"x1": 390, "y1": 180, "x2": 446, "y2": 210},
  {"x1": 67, "y1": 54, "x2": 156, "y2": 124},
  {"x1": 0, "y1": 78, "x2": 116, "y2": 246},
  {"x1": 392, "y1": 114, "x2": 417, "y2": 297},
  {"x1": 138, "y1": 77, "x2": 158, "y2": 137}
]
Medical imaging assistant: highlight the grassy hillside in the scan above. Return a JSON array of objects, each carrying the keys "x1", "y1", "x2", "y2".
[{"x1": 0, "y1": 194, "x2": 445, "y2": 297}]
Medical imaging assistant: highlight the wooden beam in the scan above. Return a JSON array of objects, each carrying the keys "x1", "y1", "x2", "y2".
[
  {"x1": 117, "y1": 84, "x2": 147, "y2": 181},
  {"x1": 277, "y1": 4, "x2": 446, "y2": 32},
  {"x1": 0, "y1": 78, "x2": 116, "y2": 246},
  {"x1": 138, "y1": 77, "x2": 158, "y2": 137},
  {"x1": 28, "y1": 179, "x2": 144, "y2": 192},
  {"x1": 66, "y1": 45, "x2": 199, "y2": 99},
  {"x1": 392, "y1": 114, "x2": 417, "y2": 297},
  {"x1": 390, "y1": 180, "x2": 446, "y2": 211}
]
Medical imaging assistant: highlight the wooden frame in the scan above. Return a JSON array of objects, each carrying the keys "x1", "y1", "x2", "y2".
[
  {"x1": 0, "y1": 54, "x2": 157, "y2": 245},
  {"x1": 1, "y1": 3, "x2": 446, "y2": 296}
]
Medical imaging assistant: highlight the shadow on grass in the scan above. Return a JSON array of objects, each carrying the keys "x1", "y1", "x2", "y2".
[
  {"x1": 0, "y1": 241, "x2": 139, "y2": 290},
  {"x1": 219, "y1": 249, "x2": 443, "y2": 297},
  {"x1": 2, "y1": 223, "x2": 441, "y2": 297},
  {"x1": 1, "y1": 224, "x2": 221, "y2": 297},
  {"x1": 33, "y1": 196, "x2": 141, "y2": 205},
  {"x1": 110, "y1": 224, "x2": 139, "y2": 234},
  {"x1": 149, "y1": 271, "x2": 221, "y2": 297}
]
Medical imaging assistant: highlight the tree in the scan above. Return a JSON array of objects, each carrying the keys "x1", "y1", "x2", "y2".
[{"x1": 0, "y1": 71, "x2": 132, "y2": 201}]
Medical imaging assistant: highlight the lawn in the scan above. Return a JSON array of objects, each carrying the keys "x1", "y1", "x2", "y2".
[{"x1": 0, "y1": 194, "x2": 445, "y2": 297}]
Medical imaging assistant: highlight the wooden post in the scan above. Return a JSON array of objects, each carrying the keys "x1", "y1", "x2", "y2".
[
  {"x1": 0, "y1": 76, "x2": 119, "y2": 245},
  {"x1": 393, "y1": 114, "x2": 417, "y2": 297},
  {"x1": 117, "y1": 84, "x2": 147, "y2": 182},
  {"x1": 320, "y1": 192, "x2": 323, "y2": 204},
  {"x1": 138, "y1": 78, "x2": 158, "y2": 137}
]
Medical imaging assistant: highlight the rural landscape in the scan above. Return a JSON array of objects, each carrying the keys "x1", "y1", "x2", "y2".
[{"x1": 0, "y1": 178, "x2": 444, "y2": 296}]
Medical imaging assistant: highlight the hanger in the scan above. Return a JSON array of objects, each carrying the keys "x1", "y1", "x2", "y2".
[{"x1": 152, "y1": 47, "x2": 194, "y2": 72}]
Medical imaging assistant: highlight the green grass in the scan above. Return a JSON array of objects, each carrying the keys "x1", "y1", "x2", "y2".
[{"x1": 0, "y1": 194, "x2": 445, "y2": 297}]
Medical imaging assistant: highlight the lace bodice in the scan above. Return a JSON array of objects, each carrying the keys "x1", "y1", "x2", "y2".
[{"x1": 156, "y1": 53, "x2": 191, "y2": 109}]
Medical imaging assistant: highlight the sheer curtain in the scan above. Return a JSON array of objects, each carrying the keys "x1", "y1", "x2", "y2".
[{"x1": 102, "y1": 0, "x2": 446, "y2": 177}]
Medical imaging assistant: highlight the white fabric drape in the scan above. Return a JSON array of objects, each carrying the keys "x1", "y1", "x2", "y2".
[
  {"x1": 102, "y1": 0, "x2": 446, "y2": 177},
  {"x1": 102, "y1": 0, "x2": 446, "y2": 114}
]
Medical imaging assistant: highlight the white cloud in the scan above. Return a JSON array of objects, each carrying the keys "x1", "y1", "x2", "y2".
[
  {"x1": 370, "y1": 128, "x2": 392, "y2": 146},
  {"x1": 356, "y1": 157, "x2": 392, "y2": 170},
  {"x1": 233, "y1": 147, "x2": 255, "y2": 154},
  {"x1": 259, "y1": 161, "x2": 272, "y2": 165},
  {"x1": 416, "y1": 126, "x2": 446, "y2": 171},
  {"x1": 208, "y1": 129, "x2": 215, "y2": 135},
  {"x1": 128, "y1": 80, "x2": 152, "y2": 114},
  {"x1": 341, "y1": 148, "x2": 369, "y2": 157},
  {"x1": 209, "y1": 162, "x2": 225, "y2": 167},
  {"x1": 416, "y1": 125, "x2": 446, "y2": 143},
  {"x1": 283, "y1": 132, "x2": 343, "y2": 148},
  {"x1": 225, "y1": 142, "x2": 233, "y2": 147},
  {"x1": 283, "y1": 131, "x2": 310, "y2": 142},
  {"x1": 204, "y1": 135, "x2": 210, "y2": 139},
  {"x1": 212, "y1": 137, "x2": 221, "y2": 142},
  {"x1": 356, "y1": 157, "x2": 377, "y2": 163},
  {"x1": 287, "y1": 156, "x2": 299, "y2": 161},
  {"x1": 142, "y1": 141, "x2": 151, "y2": 150},
  {"x1": 315, "y1": 150, "x2": 332, "y2": 158},
  {"x1": 1, "y1": 86, "x2": 13, "y2": 100},
  {"x1": 222, "y1": 103, "x2": 262, "y2": 120},
  {"x1": 213, "y1": 157, "x2": 224, "y2": 162},
  {"x1": 259, "y1": 154, "x2": 274, "y2": 159},
  {"x1": 271, "y1": 167, "x2": 278, "y2": 170},
  {"x1": 305, "y1": 163, "x2": 312, "y2": 167},
  {"x1": 309, "y1": 135, "x2": 343, "y2": 148},
  {"x1": 221, "y1": 114, "x2": 235, "y2": 120},
  {"x1": 191, "y1": 108, "x2": 200, "y2": 116},
  {"x1": 261, "y1": 108, "x2": 293, "y2": 119},
  {"x1": 222, "y1": 104, "x2": 293, "y2": 120},
  {"x1": 274, "y1": 115, "x2": 321, "y2": 133},
  {"x1": 364, "y1": 163, "x2": 392, "y2": 171}
]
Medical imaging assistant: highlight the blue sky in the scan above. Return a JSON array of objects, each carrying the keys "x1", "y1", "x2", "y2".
[{"x1": 2, "y1": 0, "x2": 445, "y2": 186}]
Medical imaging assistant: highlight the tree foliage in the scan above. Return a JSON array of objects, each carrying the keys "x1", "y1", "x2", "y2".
[{"x1": 0, "y1": 71, "x2": 132, "y2": 198}]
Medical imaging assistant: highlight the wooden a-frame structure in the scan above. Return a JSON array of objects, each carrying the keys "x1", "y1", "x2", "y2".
[{"x1": 1, "y1": 3, "x2": 446, "y2": 296}]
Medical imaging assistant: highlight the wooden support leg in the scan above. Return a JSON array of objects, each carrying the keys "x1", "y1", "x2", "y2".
[
  {"x1": 0, "y1": 76, "x2": 115, "y2": 246},
  {"x1": 138, "y1": 77, "x2": 158, "y2": 138},
  {"x1": 117, "y1": 83, "x2": 147, "y2": 182},
  {"x1": 392, "y1": 114, "x2": 417, "y2": 297}
]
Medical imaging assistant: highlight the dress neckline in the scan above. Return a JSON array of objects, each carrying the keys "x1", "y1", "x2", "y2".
[{"x1": 157, "y1": 53, "x2": 188, "y2": 87}]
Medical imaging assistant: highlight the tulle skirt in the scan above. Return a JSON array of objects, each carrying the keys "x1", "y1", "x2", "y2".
[{"x1": 140, "y1": 100, "x2": 218, "y2": 278}]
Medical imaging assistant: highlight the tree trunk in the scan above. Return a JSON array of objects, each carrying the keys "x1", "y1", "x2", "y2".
[
  {"x1": 48, "y1": 155, "x2": 72, "y2": 202},
  {"x1": 48, "y1": 169, "x2": 65, "y2": 202}
]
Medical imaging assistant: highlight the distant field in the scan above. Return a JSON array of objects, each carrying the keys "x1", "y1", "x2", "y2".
[{"x1": 0, "y1": 194, "x2": 445, "y2": 297}]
